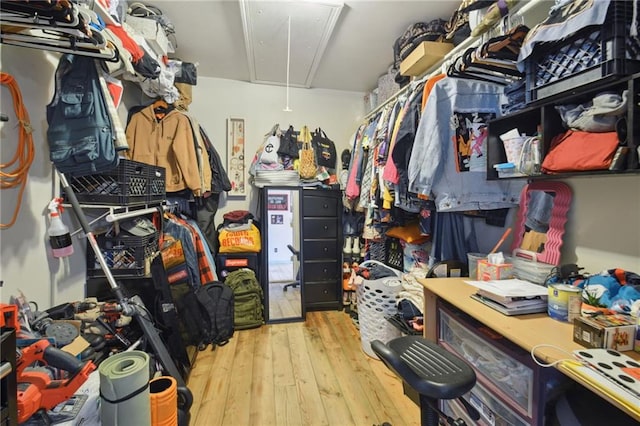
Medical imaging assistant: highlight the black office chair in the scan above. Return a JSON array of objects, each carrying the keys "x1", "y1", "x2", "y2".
[
  {"x1": 283, "y1": 244, "x2": 300, "y2": 292},
  {"x1": 371, "y1": 336, "x2": 478, "y2": 426}
]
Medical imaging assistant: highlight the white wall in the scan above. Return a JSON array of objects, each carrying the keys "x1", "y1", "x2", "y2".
[
  {"x1": 187, "y1": 76, "x2": 365, "y2": 219},
  {"x1": 1, "y1": 43, "x2": 639, "y2": 312},
  {"x1": 1, "y1": 46, "x2": 88, "y2": 310},
  {"x1": 561, "y1": 175, "x2": 640, "y2": 273}
]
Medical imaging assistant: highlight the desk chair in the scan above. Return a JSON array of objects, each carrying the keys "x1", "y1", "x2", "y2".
[
  {"x1": 283, "y1": 244, "x2": 300, "y2": 292},
  {"x1": 371, "y1": 336, "x2": 478, "y2": 426}
]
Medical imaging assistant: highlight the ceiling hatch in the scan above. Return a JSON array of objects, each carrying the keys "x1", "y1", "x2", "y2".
[{"x1": 239, "y1": 0, "x2": 344, "y2": 88}]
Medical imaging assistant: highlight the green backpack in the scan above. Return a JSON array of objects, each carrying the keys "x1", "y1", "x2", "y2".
[{"x1": 224, "y1": 268, "x2": 264, "y2": 329}]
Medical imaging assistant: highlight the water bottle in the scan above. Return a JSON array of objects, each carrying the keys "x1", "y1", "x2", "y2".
[{"x1": 48, "y1": 199, "x2": 74, "y2": 258}]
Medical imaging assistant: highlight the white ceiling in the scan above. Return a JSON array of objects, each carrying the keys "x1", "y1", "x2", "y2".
[{"x1": 145, "y1": 0, "x2": 461, "y2": 93}]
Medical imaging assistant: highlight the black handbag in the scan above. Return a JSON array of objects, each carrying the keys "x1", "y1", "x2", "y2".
[
  {"x1": 277, "y1": 125, "x2": 300, "y2": 158},
  {"x1": 311, "y1": 128, "x2": 337, "y2": 169}
]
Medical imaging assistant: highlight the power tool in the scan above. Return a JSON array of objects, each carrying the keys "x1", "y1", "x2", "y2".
[{"x1": 16, "y1": 340, "x2": 96, "y2": 423}]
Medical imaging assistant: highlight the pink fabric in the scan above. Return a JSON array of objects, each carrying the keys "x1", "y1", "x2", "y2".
[
  {"x1": 345, "y1": 126, "x2": 365, "y2": 199},
  {"x1": 381, "y1": 105, "x2": 407, "y2": 184}
]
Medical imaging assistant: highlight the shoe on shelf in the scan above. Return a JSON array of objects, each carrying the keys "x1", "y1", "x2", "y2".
[
  {"x1": 343, "y1": 236, "x2": 353, "y2": 254},
  {"x1": 352, "y1": 237, "x2": 360, "y2": 254}
]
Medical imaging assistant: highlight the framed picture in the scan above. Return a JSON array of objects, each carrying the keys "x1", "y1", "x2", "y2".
[{"x1": 227, "y1": 118, "x2": 246, "y2": 196}]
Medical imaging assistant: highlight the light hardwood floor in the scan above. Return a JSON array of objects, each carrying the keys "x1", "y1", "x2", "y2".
[
  {"x1": 268, "y1": 283, "x2": 302, "y2": 319},
  {"x1": 187, "y1": 310, "x2": 420, "y2": 426}
]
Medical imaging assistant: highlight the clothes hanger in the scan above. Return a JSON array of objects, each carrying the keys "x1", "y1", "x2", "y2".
[
  {"x1": 0, "y1": 3, "x2": 80, "y2": 28},
  {"x1": 153, "y1": 99, "x2": 175, "y2": 120},
  {"x1": 447, "y1": 47, "x2": 520, "y2": 85},
  {"x1": 0, "y1": 27, "x2": 107, "y2": 51},
  {"x1": 0, "y1": 35, "x2": 120, "y2": 62}
]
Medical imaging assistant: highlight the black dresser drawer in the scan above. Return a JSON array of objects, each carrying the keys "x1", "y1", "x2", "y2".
[
  {"x1": 305, "y1": 282, "x2": 339, "y2": 303},
  {"x1": 303, "y1": 260, "x2": 341, "y2": 280},
  {"x1": 303, "y1": 240, "x2": 339, "y2": 260},
  {"x1": 303, "y1": 193, "x2": 339, "y2": 217},
  {"x1": 303, "y1": 218, "x2": 338, "y2": 239}
]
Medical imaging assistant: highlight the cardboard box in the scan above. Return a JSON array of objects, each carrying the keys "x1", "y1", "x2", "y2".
[
  {"x1": 477, "y1": 259, "x2": 514, "y2": 281},
  {"x1": 573, "y1": 315, "x2": 636, "y2": 352},
  {"x1": 400, "y1": 41, "x2": 454, "y2": 77}
]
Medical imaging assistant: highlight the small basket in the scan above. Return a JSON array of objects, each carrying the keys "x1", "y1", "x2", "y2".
[
  {"x1": 511, "y1": 249, "x2": 556, "y2": 285},
  {"x1": 87, "y1": 231, "x2": 158, "y2": 277},
  {"x1": 356, "y1": 260, "x2": 403, "y2": 359}
]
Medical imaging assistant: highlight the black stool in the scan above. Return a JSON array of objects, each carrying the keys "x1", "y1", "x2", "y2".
[{"x1": 371, "y1": 336, "x2": 478, "y2": 426}]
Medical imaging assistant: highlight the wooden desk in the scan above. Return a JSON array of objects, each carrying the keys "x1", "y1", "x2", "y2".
[{"x1": 419, "y1": 277, "x2": 640, "y2": 422}]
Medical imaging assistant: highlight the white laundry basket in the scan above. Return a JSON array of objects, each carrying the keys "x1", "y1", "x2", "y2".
[{"x1": 356, "y1": 260, "x2": 403, "y2": 359}]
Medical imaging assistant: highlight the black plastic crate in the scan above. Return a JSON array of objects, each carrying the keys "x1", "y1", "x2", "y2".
[
  {"x1": 87, "y1": 231, "x2": 158, "y2": 277},
  {"x1": 384, "y1": 237, "x2": 404, "y2": 272},
  {"x1": 526, "y1": 0, "x2": 640, "y2": 103},
  {"x1": 69, "y1": 159, "x2": 165, "y2": 206},
  {"x1": 146, "y1": 164, "x2": 166, "y2": 204}
]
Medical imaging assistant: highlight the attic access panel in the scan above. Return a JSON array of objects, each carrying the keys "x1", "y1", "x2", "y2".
[{"x1": 239, "y1": 0, "x2": 344, "y2": 88}]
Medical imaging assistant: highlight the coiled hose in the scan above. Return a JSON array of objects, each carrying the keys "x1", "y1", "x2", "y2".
[{"x1": 0, "y1": 72, "x2": 35, "y2": 229}]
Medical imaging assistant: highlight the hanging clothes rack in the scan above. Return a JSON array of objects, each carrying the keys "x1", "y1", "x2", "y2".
[{"x1": 363, "y1": 0, "x2": 545, "y2": 122}]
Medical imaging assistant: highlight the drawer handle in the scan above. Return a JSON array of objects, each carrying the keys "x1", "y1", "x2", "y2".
[
  {"x1": 323, "y1": 289, "x2": 328, "y2": 294},
  {"x1": 323, "y1": 268, "x2": 328, "y2": 273},
  {"x1": 323, "y1": 247, "x2": 328, "y2": 252},
  {"x1": 323, "y1": 225, "x2": 328, "y2": 230},
  {"x1": 323, "y1": 203, "x2": 328, "y2": 209}
]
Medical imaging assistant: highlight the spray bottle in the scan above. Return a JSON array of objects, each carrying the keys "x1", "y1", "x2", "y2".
[{"x1": 47, "y1": 198, "x2": 74, "y2": 258}]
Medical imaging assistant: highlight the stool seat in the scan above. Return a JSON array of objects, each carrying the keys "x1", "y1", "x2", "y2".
[{"x1": 371, "y1": 336, "x2": 476, "y2": 400}]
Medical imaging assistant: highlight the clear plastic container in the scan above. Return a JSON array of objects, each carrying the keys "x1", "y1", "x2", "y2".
[{"x1": 467, "y1": 252, "x2": 487, "y2": 280}]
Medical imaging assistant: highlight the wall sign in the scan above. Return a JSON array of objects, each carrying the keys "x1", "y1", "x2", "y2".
[
  {"x1": 227, "y1": 118, "x2": 246, "y2": 196},
  {"x1": 267, "y1": 194, "x2": 288, "y2": 211}
]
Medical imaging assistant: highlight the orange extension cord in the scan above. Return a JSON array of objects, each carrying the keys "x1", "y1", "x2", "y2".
[{"x1": 1, "y1": 72, "x2": 35, "y2": 229}]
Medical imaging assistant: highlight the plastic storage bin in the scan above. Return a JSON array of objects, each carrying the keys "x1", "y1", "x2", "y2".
[
  {"x1": 442, "y1": 379, "x2": 529, "y2": 426},
  {"x1": 526, "y1": 0, "x2": 640, "y2": 103},
  {"x1": 69, "y1": 159, "x2": 165, "y2": 206},
  {"x1": 87, "y1": 231, "x2": 158, "y2": 277},
  {"x1": 439, "y1": 305, "x2": 534, "y2": 416}
]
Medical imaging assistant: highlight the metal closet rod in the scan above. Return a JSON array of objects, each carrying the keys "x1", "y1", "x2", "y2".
[{"x1": 106, "y1": 205, "x2": 167, "y2": 222}]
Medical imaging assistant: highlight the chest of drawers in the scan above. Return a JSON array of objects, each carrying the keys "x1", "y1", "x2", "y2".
[{"x1": 301, "y1": 188, "x2": 343, "y2": 310}]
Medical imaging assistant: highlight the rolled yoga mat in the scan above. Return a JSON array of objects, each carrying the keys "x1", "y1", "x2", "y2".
[
  {"x1": 149, "y1": 376, "x2": 178, "y2": 426},
  {"x1": 99, "y1": 350, "x2": 152, "y2": 426}
]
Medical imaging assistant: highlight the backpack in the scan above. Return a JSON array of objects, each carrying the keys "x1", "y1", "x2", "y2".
[
  {"x1": 46, "y1": 54, "x2": 119, "y2": 177},
  {"x1": 224, "y1": 268, "x2": 264, "y2": 330},
  {"x1": 173, "y1": 281, "x2": 235, "y2": 350}
]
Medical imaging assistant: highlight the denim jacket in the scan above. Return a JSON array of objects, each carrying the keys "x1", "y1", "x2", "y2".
[{"x1": 408, "y1": 77, "x2": 524, "y2": 212}]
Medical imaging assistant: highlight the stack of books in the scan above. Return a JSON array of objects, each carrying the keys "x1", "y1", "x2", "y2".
[{"x1": 466, "y1": 279, "x2": 549, "y2": 316}]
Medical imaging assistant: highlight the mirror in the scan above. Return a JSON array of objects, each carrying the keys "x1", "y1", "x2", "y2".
[
  {"x1": 510, "y1": 181, "x2": 572, "y2": 265},
  {"x1": 262, "y1": 187, "x2": 304, "y2": 322}
]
